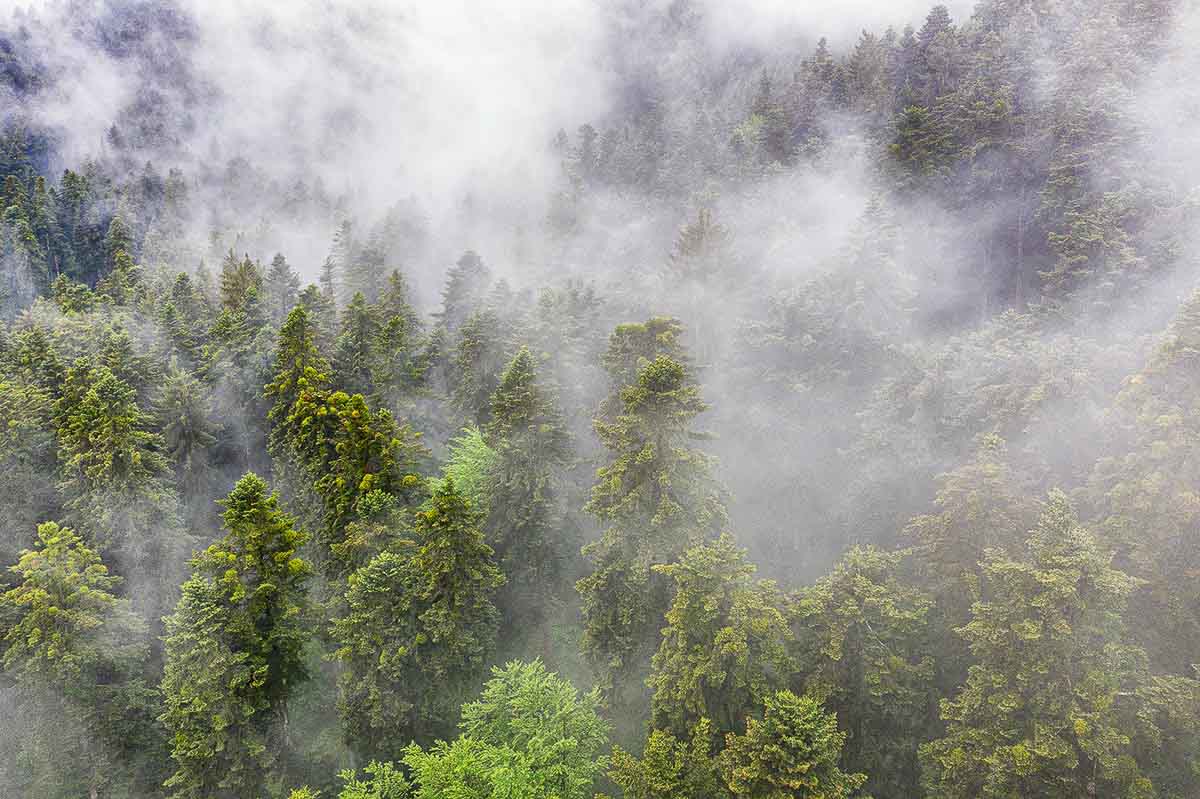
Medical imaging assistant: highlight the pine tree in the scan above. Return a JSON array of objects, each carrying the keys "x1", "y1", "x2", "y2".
[
  {"x1": 608, "y1": 719, "x2": 727, "y2": 799},
  {"x1": 266, "y1": 303, "x2": 332, "y2": 444},
  {"x1": 344, "y1": 242, "x2": 387, "y2": 305},
  {"x1": 160, "y1": 473, "x2": 312, "y2": 799},
  {"x1": 156, "y1": 366, "x2": 221, "y2": 527},
  {"x1": 218, "y1": 251, "x2": 263, "y2": 314},
  {"x1": 54, "y1": 360, "x2": 187, "y2": 591}
]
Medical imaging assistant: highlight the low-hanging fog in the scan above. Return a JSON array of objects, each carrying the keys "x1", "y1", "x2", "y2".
[{"x1": 2, "y1": 1, "x2": 1199, "y2": 797}]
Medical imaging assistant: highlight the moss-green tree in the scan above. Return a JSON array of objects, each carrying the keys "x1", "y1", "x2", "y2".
[
  {"x1": 1, "y1": 522, "x2": 159, "y2": 799},
  {"x1": 649, "y1": 534, "x2": 792, "y2": 739},
  {"x1": 160, "y1": 473, "x2": 312, "y2": 799},
  {"x1": 578, "y1": 331, "x2": 727, "y2": 707},
  {"x1": 790, "y1": 546, "x2": 936, "y2": 797},
  {"x1": 332, "y1": 478, "x2": 504, "y2": 755},
  {"x1": 919, "y1": 491, "x2": 1153, "y2": 798},
  {"x1": 719, "y1": 690, "x2": 867, "y2": 799}
]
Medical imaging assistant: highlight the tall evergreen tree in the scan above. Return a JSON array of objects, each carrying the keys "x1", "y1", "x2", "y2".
[
  {"x1": 160, "y1": 474, "x2": 312, "y2": 799},
  {"x1": 332, "y1": 478, "x2": 504, "y2": 756},
  {"x1": 483, "y1": 346, "x2": 572, "y2": 656},
  {"x1": 578, "y1": 323, "x2": 727, "y2": 708},
  {"x1": 266, "y1": 252, "x2": 301, "y2": 325},
  {"x1": 920, "y1": 491, "x2": 1154, "y2": 798},
  {"x1": 1, "y1": 522, "x2": 160, "y2": 799}
]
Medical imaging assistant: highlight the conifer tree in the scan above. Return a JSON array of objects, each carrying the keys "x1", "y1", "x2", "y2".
[
  {"x1": 483, "y1": 346, "x2": 571, "y2": 654},
  {"x1": 578, "y1": 322, "x2": 727, "y2": 707},
  {"x1": 648, "y1": 534, "x2": 792, "y2": 739},
  {"x1": 791, "y1": 547, "x2": 936, "y2": 797},
  {"x1": 266, "y1": 252, "x2": 301, "y2": 325},
  {"x1": 1, "y1": 522, "x2": 159, "y2": 799},
  {"x1": 332, "y1": 478, "x2": 504, "y2": 756},
  {"x1": 437, "y1": 250, "x2": 491, "y2": 332},
  {"x1": 720, "y1": 690, "x2": 867, "y2": 799},
  {"x1": 920, "y1": 491, "x2": 1153, "y2": 798},
  {"x1": 160, "y1": 473, "x2": 312, "y2": 799},
  {"x1": 450, "y1": 308, "x2": 510, "y2": 425},
  {"x1": 334, "y1": 291, "x2": 381, "y2": 398}
]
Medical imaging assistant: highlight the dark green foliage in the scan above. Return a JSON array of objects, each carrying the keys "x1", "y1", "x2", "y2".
[
  {"x1": 160, "y1": 473, "x2": 312, "y2": 799},
  {"x1": 579, "y1": 328, "x2": 728, "y2": 705},
  {"x1": 332, "y1": 478, "x2": 504, "y2": 756}
]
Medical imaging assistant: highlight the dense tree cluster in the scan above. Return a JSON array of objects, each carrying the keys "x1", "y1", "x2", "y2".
[{"x1": 0, "y1": 1, "x2": 1198, "y2": 798}]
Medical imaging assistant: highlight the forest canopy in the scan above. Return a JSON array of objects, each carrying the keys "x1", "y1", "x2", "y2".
[{"x1": 0, "y1": 0, "x2": 1198, "y2": 797}]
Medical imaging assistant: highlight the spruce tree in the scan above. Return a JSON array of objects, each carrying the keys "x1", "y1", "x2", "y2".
[
  {"x1": 160, "y1": 473, "x2": 312, "y2": 799},
  {"x1": 578, "y1": 323, "x2": 727, "y2": 707},
  {"x1": 720, "y1": 690, "x2": 867, "y2": 799},
  {"x1": 266, "y1": 252, "x2": 301, "y2": 325},
  {"x1": 920, "y1": 491, "x2": 1153, "y2": 798},
  {"x1": 648, "y1": 534, "x2": 792, "y2": 739},
  {"x1": 332, "y1": 478, "x2": 504, "y2": 756},
  {"x1": 1, "y1": 522, "x2": 160, "y2": 799},
  {"x1": 483, "y1": 346, "x2": 571, "y2": 655}
]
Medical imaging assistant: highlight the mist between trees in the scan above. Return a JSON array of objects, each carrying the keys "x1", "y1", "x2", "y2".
[{"x1": 0, "y1": 0, "x2": 1198, "y2": 797}]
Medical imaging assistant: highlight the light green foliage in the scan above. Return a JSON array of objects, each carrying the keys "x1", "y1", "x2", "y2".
[
  {"x1": 0, "y1": 521, "x2": 158, "y2": 798},
  {"x1": 608, "y1": 719, "x2": 727, "y2": 799},
  {"x1": 265, "y1": 303, "x2": 332, "y2": 454},
  {"x1": 1088, "y1": 288, "x2": 1200, "y2": 674},
  {"x1": 920, "y1": 491, "x2": 1153, "y2": 798},
  {"x1": 286, "y1": 388, "x2": 426, "y2": 573},
  {"x1": 433, "y1": 426, "x2": 497, "y2": 513},
  {"x1": 288, "y1": 761, "x2": 412, "y2": 799},
  {"x1": 332, "y1": 478, "x2": 504, "y2": 756},
  {"x1": 719, "y1": 690, "x2": 867, "y2": 799},
  {"x1": 160, "y1": 473, "x2": 312, "y2": 799},
  {"x1": 649, "y1": 533, "x2": 792, "y2": 738},
  {"x1": 403, "y1": 737, "x2": 538, "y2": 799},
  {"x1": 458, "y1": 660, "x2": 610, "y2": 799}
]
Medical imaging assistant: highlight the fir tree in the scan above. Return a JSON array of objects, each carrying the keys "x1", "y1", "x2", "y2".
[{"x1": 160, "y1": 474, "x2": 312, "y2": 799}]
